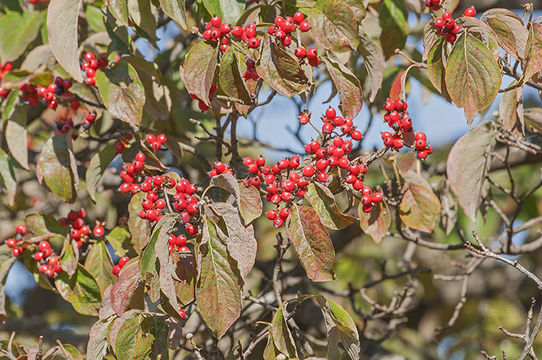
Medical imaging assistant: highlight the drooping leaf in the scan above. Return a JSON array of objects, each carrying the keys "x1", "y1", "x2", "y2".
[
  {"x1": 86, "y1": 143, "x2": 117, "y2": 202},
  {"x1": 271, "y1": 306, "x2": 298, "y2": 358},
  {"x1": 173, "y1": 251, "x2": 196, "y2": 306},
  {"x1": 0, "y1": 256, "x2": 17, "y2": 319},
  {"x1": 422, "y1": 21, "x2": 440, "y2": 61},
  {"x1": 153, "y1": 214, "x2": 180, "y2": 314},
  {"x1": 55, "y1": 264, "x2": 102, "y2": 316},
  {"x1": 359, "y1": 201, "x2": 391, "y2": 244},
  {"x1": 47, "y1": 0, "x2": 84, "y2": 82},
  {"x1": 159, "y1": 0, "x2": 187, "y2": 31},
  {"x1": 238, "y1": 182, "x2": 263, "y2": 225},
  {"x1": 256, "y1": 36, "x2": 311, "y2": 97},
  {"x1": 379, "y1": 0, "x2": 408, "y2": 59},
  {"x1": 139, "y1": 225, "x2": 160, "y2": 276},
  {"x1": 196, "y1": 219, "x2": 242, "y2": 339},
  {"x1": 522, "y1": 23, "x2": 542, "y2": 84},
  {"x1": 60, "y1": 240, "x2": 78, "y2": 276},
  {"x1": 0, "y1": 148, "x2": 17, "y2": 206},
  {"x1": 127, "y1": 192, "x2": 151, "y2": 254},
  {"x1": 201, "y1": 0, "x2": 245, "y2": 24},
  {"x1": 482, "y1": 8, "x2": 528, "y2": 61},
  {"x1": 36, "y1": 134, "x2": 79, "y2": 203},
  {"x1": 180, "y1": 41, "x2": 218, "y2": 107},
  {"x1": 499, "y1": 83, "x2": 524, "y2": 136},
  {"x1": 0, "y1": 11, "x2": 43, "y2": 62},
  {"x1": 95, "y1": 59, "x2": 146, "y2": 125},
  {"x1": 87, "y1": 317, "x2": 115, "y2": 360},
  {"x1": 286, "y1": 205, "x2": 335, "y2": 282},
  {"x1": 127, "y1": 0, "x2": 158, "y2": 41},
  {"x1": 110, "y1": 260, "x2": 144, "y2": 316},
  {"x1": 358, "y1": 30, "x2": 384, "y2": 102},
  {"x1": 5, "y1": 104, "x2": 28, "y2": 169},
  {"x1": 446, "y1": 122, "x2": 498, "y2": 221},
  {"x1": 25, "y1": 212, "x2": 67, "y2": 236},
  {"x1": 444, "y1": 33, "x2": 501, "y2": 124},
  {"x1": 426, "y1": 36, "x2": 451, "y2": 101},
  {"x1": 219, "y1": 47, "x2": 252, "y2": 104},
  {"x1": 85, "y1": 241, "x2": 116, "y2": 296},
  {"x1": 305, "y1": 182, "x2": 356, "y2": 230},
  {"x1": 322, "y1": 56, "x2": 363, "y2": 119},
  {"x1": 399, "y1": 171, "x2": 441, "y2": 233}
]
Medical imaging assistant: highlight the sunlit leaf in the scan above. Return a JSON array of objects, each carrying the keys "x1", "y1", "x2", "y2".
[{"x1": 0, "y1": 11, "x2": 43, "y2": 62}]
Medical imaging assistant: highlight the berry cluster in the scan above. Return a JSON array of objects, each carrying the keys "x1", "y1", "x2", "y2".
[
  {"x1": 112, "y1": 256, "x2": 130, "y2": 276},
  {"x1": 203, "y1": 15, "x2": 232, "y2": 52},
  {"x1": 119, "y1": 151, "x2": 148, "y2": 194},
  {"x1": 359, "y1": 186, "x2": 384, "y2": 213},
  {"x1": 243, "y1": 58, "x2": 260, "y2": 81},
  {"x1": 145, "y1": 133, "x2": 167, "y2": 151},
  {"x1": 318, "y1": 106, "x2": 363, "y2": 139},
  {"x1": 59, "y1": 209, "x2": 104, "y2": 248},
  {"x1": 82, "y1": 110, "x2": 97, "y2": 130},
  {"x1": 267, "y1": 12, "x2": 310, "y2": 47},
  {"x1": 19, "y1": 83, "x2": 40, "y2": 106},
  {"x1": 294, "y1": 47, "x2": 319, "y2": 67},
  {"x1": 168, "y1": 234, "x2": 189, "y2": 253},
  {"x1": 36, "y1": 76, "x2": 74, "y2": 110},
  {"x1": 208, "y1": 161, "x2": 233, "y2": 178},
  {"x1": 0, "y1": 61, "x2": 12, "y2": 99},
  {"x1": 55, "y1": 117, "x2": 75, "y2": 134},
  {"x1": 35, "y1": 240, "x2": 62, "y2": 278},
  {"x1": 424, "y1": 0, "x2": 441, "y2": 10},
  {"x1": 434, "y1": 12, "x2": 462, "y2": 43},
  {"x1": 5, "y1": 225, "x2": 27, "y2": 257},
  {"x1": 81, "y1": 51, "x2": 108, "y2": 86},
  {"x1": 231, "y1": 23, "x2": 261, "y2": 49},
  {"x1": 190, "y1": 83, "x2": 217, "y2": 112},
  {"x1": 413, "y1": 131, "x2": 433, "y2": 160}
]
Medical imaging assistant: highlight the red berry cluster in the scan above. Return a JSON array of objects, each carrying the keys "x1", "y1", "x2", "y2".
[
  {"x1": 168, "y1": 234, "x2": 189, "y2": 254},
  {"x1": 36, "y1": 76, "x2": 74, "y2": 110},
  {"x1": 267, "y1": 12, "x2": 310, "y2": 47},
  {"x1": 294, "y1": 47, "x2": 319, "y2": 67},
  {"x1": 424, "y1": 0, "x2": 441, "y2": 10},
  {"x1": 82, "y1": 110, "x2": 97, "y2": 130},
  {"x1": 119, "y1": 151, "x2": 148, "y2": 194},
  {"x1": 35, "y1": 241, "x2": 62, "y2": 278},
  {"x1": 190, "y1": 83, "x2": 217, "y2": 112},
  {"x1": 434, "y1": 12, "x2": 462, "y2": 43},
  {"x1": 203, "y1": 15, "x2": 232, "y2": 52},
  {"x1": 81, "y1": 51, "x2": 108, "y2": 86},
  {"x1": 0, "y1": 61, "x2": 12, "y2": 99},
  {"x1": 19, "y1": 83, "x2": 40, "y2": 106},
  {"x1": 464, "y1": 7, "x2": 476, "y2": 17},
  {"x1": 112, "y1": 256, "x2": 130, "y2": 276},
  {"x1": 5, "y1": 225, "x2": 27, "y2": 257},
  {"x1": 318, "y1": 106, "x2": 363, "y2": 140},
  {"x1": 208, "y1": 161, "x2": 233, "y2": 178},
  {"x1": 243, "y1": 58, "x2": 260, "y2": 81},
  {"x1": 413, "y1": 131, "x2": 433, "y2": 160},
  {"x1": 58, "y1": 209, "x2": 103, "y2": 248},
  {"x1": 145, "y1": 133, "x2": 167, "y2": 151},
  {"x1": 231, "y1": 23, "x2": 261, "y2": 49}
]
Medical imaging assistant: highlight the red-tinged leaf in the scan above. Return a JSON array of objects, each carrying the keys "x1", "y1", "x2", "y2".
[
  {"x1": 127, "y1": 192, "x2": 151, "y2": 254},
  {"x1": 499, "y1": 83, "x2": 524, "y2": 136},
  {"x1": 36, "y1": 134, "x2": 79, "y2": 203},
  {"x1": 5, "y1": 105, "x2": 28, "y2": 169},
  {"x1": 25, "y1": 212, "x2": 67, "y2": 236},
  {"x1": 322, "y1": 56, "x2": 363, "y2": 119},
  {"x1": 173, "y1": 251, "x2": 196, "y2": 306},
  {"x1": 358, "y1": 30, "x2": 384, "y2": 102},
  {"x1": 399, "y1": 171, "x2": 441, "y2": 233},
  {"x1": 379, "y1": 0, "x2": 408, "y2": 59},
  {"x1": 219, "y1": 47, "x2": 252, "y2": 104},
  {"x1": 423, "y1": 21, "x2": 440, "y2": 61},
  {"x1": 287, "y1": 205, "x2": 335, "y2": 282},
  {"x1": 0, "y1": 257, "x2": 17, "y2": 319},
  {"x1": 238, "y1": 182, "x2": 263, "y2": 225},
  {"x1": 180, "y1": 41, "x2": 218, "y2": 107},
  {"x1": 60, "y1": 240, "x2": 78, "y2": 276},
  {"x1": 394, "y1": 151, "x2": 417, "y2": 174},
  {"x1": 196, "y1": 218, "x2": 242, "y2": 339},
  {"x1": 107, "y1": 310, "x2": 141, "y2": 350},
  {"x1": 110, "y1": 260, "x2": 144, "y2": 316},
  {"x1": 256, "y1": 36, "x2": 311, "y2": 97},
  {"x1": 47, "y1": 0, "x2": 84, "y2": 82},
  {"x1": 159, "y1": 0, "x2": 187, "y2": 31},
  {"x1": 202, "y1": 0, "x2": 245, "y2": 24},
  {"x1": 302, "y1": 2, "x2": 359, "y2": 53},
  {"x1": 446, "y1": 122, "x2": 497, "y2": 221},
  {"x1": 153, "y1": 214, "x2": 180, "y2": 313},
  {"x1": 87, "y1": 317, "x2": 115, "y2": 360},
  {"x1": 0, "y1": 11, "x2": 43, "y2": 63},
  {"x1": 210, "y1": 202, "x2": 257, "y2": 280},
  {"x1": 54, "y1": 264, "x2": 102, "y2": 316},
  {"x1": 0, "y1": 148, "x2": 17, "y2": 206},
  {"x1": 389, "y1": 70, "x2": 407, "y2": 101},
  {"x1": 106, "y1": 0, "x2": 129, "y2": 25},
  {"x1": 85, "y1": 241, "x2": 116, "y2": 296},
  {"x1": 305, "y1": 182, "x2": 356, "y2": 230},
  {"x1": 482, "y1": 9, "x2": 527, "y2": 60},
  {"x1": 523, "y1": 23, "x2": 542, "y2": 84},
  {"x1": 86, "y1": 143, "x2": 117, "y2": 202},
  {"x1": 95, "y1": 59, "x2": 146, "y2": 125},
  {"x1": 359, "y1": 201, "x2": 391, "y2": 244},
  {"x1": 444, "y1": 33, "x2": 502, "y2": 124},
  {"x1": 271, "y1": 306, "x2": 298, "y2": 358},
  {"x1": 426, "y1": 37, "x2": 451, "y2": 101}
]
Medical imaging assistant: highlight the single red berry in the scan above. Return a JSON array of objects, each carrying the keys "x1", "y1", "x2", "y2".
[
  {"x1": 39, "y1": 241, "x2": 51, "y2": 251},
  {"x1": 179, "y1": 308, "x2": 187, "y2": 319},
  {"x1": 322, "y1": 123, "x2": 333, "y2": 134},
  {"x1": 293, "y1": 11, "x2": 305, "y2": 24},
  {"x1": 231, "y1": 26, "x2": 243, "y2": 37},
  {"x1": 15, "y1": 225, "x2": 27, "y2": 235},
  {"x1": 299, "y1": 20, "x2": 310, "y2": 31},
  {"x1": 464, "y1": 7, "x2": 476, "y2": 17},
  {"x1": 12, "y1": 247, "x2": 23, "y2": 257},
  {"x1": 306, "y1": 48, "x2": 318, "y2": 59},
  {"x1": 34, "y1": 251, "x2": 44, "y2": 261},
  {"x1": 119, "y1": 256, "x2": 130, "y2": 267},
  {"x1": 157, "y1": 134, "x2": 167, "y2": 144},
  {"x1": 93, "y1": 225, "x2": 105, "y2": 238},
  {"x1": 273, "y1": 217, "x2": 284, "y2": 228},
  {"x1": 294, "y1": 47, "x2": 306, "y2": 59},
  {"x1": 112, "y1": 264, "x2": 122, "y2": 276},
  {"x1": 6, "y1": 238, "x2": 16, "y2": 248},
  {"x1": 351, "y1": 130, "x2": 362, "y2": 141},
  {"x1": 247, "y1": 37, "x2": 260, "y2": 48},
  {"x1": 317, "y1": 172, "x2": 329, "y2": 182},
  {"x1": 210, "y1": 15, "x2": 221, "y2": 28}
]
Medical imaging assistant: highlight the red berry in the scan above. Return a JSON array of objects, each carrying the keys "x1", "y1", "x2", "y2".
[
  {"x1": 293, "y1": 11, "x2": 305, "y2": 24},
  {"x1": 322, "y1": 123, "x2": 333, "y2": 134},
  {"x1": 317, "y1": 172, "x2": 329, "y2": 182},
  {"x1": 325, "y1": 107, "x2": 336, "y2": 120},
  {"x1": 39, "y1": 241, "x2": 51, "y2": 251},
  {"x1": 16, "y1": 225, "x2": 27, "y2": 234},
  {"x1": 299, "y1": 20, "x2": 310, "y2": 32},
  {"x1": 231, "y1": 26, "x2": 243, "y2": 37},
  {"x1": 145, "y1": 134, "x2": 156, "y2": 144},
  {"x1": 157, "y1": 134, "x2": 167, "y2": 144},
  {"x1": 273, "y1": 217, "x2": 284, "y2": 228},
  {"x1": 119, "y1": 256, "x2": 130, "y2": 267},
  {"x1": 295, "y1": 47, "x2": 306, "y2": 59},
  {"x1": 179, "y1": 308, "x2": 187, "y2": 319},
  {"x1": 442, "y1": 12, "x2": 452, "y2": 20},
  {"x1": 210, "y1": 15, "x2": 222, "y2": 28},
  {"x1": 93, "y1": 225, "x2": 105, "y2": 238},
  {"x1": 464, "y1": 7, "x2": 476, "y2": 17},
  {"x1": 306, "y1": 48, "x2": 318, "y2": 59},
  {"x1": 34, "y1": 251, "x2": 44, "y2": 261},
  {"x1": 351, "y1": 130, "x2": 362, "y2": 141},
  {"x1": 12, "y1": 247, "x2": 22, "y2": 257},
  {"x1": 6, "y1": 238, "x2": 16, "y2": 248},
  {"x1": 112, "y1": 265, "x2": 122, "y2": 276}
]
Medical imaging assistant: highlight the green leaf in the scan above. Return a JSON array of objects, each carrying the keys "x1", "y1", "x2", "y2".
[
  {"x1": 95, "y1": 59, "x2": 146, "y2": 125},
  {"x1": 1, "y1": 70, "x2": 54, "y2": 89},
  {"x1": 358, "y1": 30, "x2": 384, "y2": 102},
  {"x1": 127, "y1": 0, "x2": 158, "y2": 42},
  {"x1": 159, "y1": 0, "x2": 187, "y2": 31},
  {"x1": 426, "y1": 36, "x2": 451, "y2": 101},
  {"x1": 359, "y1": 201, "x2": 391, "y2": 244},
  {"x1": 286, "y1": 205, "x2": 335, "y2": 282},
  {"x1": 1, "y1": 89, "x2": 21, "y2": 121},
  {"x1": 55, "y1": 264, "x2": 102, "y2": 316},
  {"x1": 85, "y1": 241, "x2": 116, "y2": 296},
  {"x1": 110, "y1": 260, "x2": 144, "y2": 316},
  {"x1": 196, "y1": 218, "x2": 242, "y2": 339},
  {"x1": 322, "y1": 56, "x2": 363, "y2": 119},
  {"x1": 87, "y1": 317, "x2": 115, "y2": 360},
  {"x1": 0, "y1": 256, "x2": 16, "y2": 319},
  {"x1": 36, "y1": 134, "x2": 79, "y2": 203},
  {"x1": 379, "y1": 0, "x2": 408, "y2": 59},
  {"x1": 5, "y1": 105, "x2": 28, "y2": 169},
  {"x1": 25, "y1": 212, "x2": 67, "y2": 236},
  {"x1": 201, "y1": 0, "x2": 245, "y2": 24},
  {"x1": 482, "y1": 8, "x2": 528, "y2": 61},
  {"x1": 271, "y1": 306, "x2": 298, "y2": 358},
  {"x1": 107, "y1": 0, "x2": 129, "y2": 26},
  {"x1": 219, "y1": 47, "x2": 251, "y2": 104},
  {"x1": 302, "y1": 2, "x2": 359, "y2": 53},
  {"x1": 128, "y1": 193, "x2": 151, "y2": 254},
  {"x1": 305, "y1": 182, "x2": 356, "y2": 230},
  {"x1": 47, "y1": 0, "x2": 84, "y2": 82},
  {"x1": 256, "y1": 36, "x2": 311, "y2": 97},
  {"x1": 60, "y1": 240, "x2": 78, "y2": 276},
  {"x1": 173, "y1": 251, "x2": 196, "y2": 306},
  {"x1": 399, "y1": 171, "x2": 441, "y2": 233},
  {"x1": 86, "y1": 143, "x2": 117, "y2": 202},
  {"x1": 522, "y1": 23, "x2": 542, "y2": 84},
  {"x1": 114, "y1": 315, "x2": 140, "y2": 359},
  {"x1": 446, "y1": 122, "x2": 497, "y2": 221},
  {"x1": 0, "y1": 11, "x2": 43, "y2": 62},
  {"x1": 139, "y1": 225, "x2": 159, "y2": 277},
  {"x1": 180, "y1": 41, "x2": 217, "y2": 107},
  {"x1": 0, "y1": 148, "x2": 17, "y2": 206},
  {"x1": 444, "y1": 33, "x2": 501, "y2": 124},
  {"x1": 422, "y1": 21, "x2": 440, "y2": 61},
  {"x1": 106, "y1": 226, "x2": 132, "y2": 257}
]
